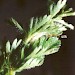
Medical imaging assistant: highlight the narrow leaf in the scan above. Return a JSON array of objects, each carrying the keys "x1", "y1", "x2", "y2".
[
  {"x1": 11, "y1": 38, "x2": 17, "y2": 50},
  {"x1": 11, "y1": 18, "x2": 23, "y2": 31},
  {"x1": 21, "y1": 47, "x2": 24, "y2": 59},
  {"x1": 51, "y1": 0, "x2": 67, "y2": 17},
  {"x1": 54, "y1": 19, "x2": 74, "y2": 30},
  {"x1": 6, "y1": 41, "x2": 11, "y2": 53},
  {"x1": 30, "y1": 17, "x2": 34, "y2": 31},
  {"x1": 16, "y1": 39, "x2": 22, "y2": 47}
]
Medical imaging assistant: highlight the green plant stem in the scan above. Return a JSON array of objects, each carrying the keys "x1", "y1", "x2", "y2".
[{"x1": 5, "y1": 69, "x2": 16, "y2": 75}]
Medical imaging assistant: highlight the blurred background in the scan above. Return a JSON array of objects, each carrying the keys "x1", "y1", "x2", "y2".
[{"x1": 0, "y1": 0, "x2": 75, "y2": 75}]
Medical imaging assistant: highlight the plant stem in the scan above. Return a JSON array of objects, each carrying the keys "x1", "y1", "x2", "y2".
[{"x1": 5, "y1": 69, "x2": 16, "y2": 75}]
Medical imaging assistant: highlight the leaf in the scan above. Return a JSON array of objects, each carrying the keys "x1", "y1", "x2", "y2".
[
  {"x1": 11, "y1": 39, "x2": 22, "y2": 51},
  {"x1": 21, "y1": 47, "x2": 25, "y2": 59},
  {"x1": 29, "y1": 15, "x2": 51, "y2": 35},
  {"x1": 36, "y1": 37, "x2": 61, "y2": 56},
  {"x1": 25, "y1": 37, "x2": 61, "y2": 61},
  {"x1": 16, "y1": 56, "x2": 44, "y2": 72},
  {"x1": 11, "y1": 38, "x2": 17, "y2": 50},
  {"x1": 16, "y1": 39, "x2": 22, "y2": 47},
  {"x1": 54, "y1": 19, "x2": 74, "y2": 30},
  {"x1": 31, "y1": 32, "x2": 47, "y2": 42},
  {"x1": 59, "y1": 12, "x2": 75, "y2": 18},
  {"x1": 6, "y1": 41, "x2": 11, "y2": 53},
  {"x1": 44, "y1": 39, "x2": 61, "y2": 55},
  {"x1": 11, "y1": 18, "x2": 24, "y2": 32},
  {"x1": 44, "y1": 47, "x2": 59, "y2": 55},
  {"x1": 50, "y1": 0, "x2": 67, "y2": 17},
  {"x1": 29, "y1": 17, "x2": 34, "y2": 31},
  {"x1": 26, "y1": 46, "x2": 42, "y2": 59},
  {"x1": 39, "y1": 36, "x2": 46, "y2": 46}
]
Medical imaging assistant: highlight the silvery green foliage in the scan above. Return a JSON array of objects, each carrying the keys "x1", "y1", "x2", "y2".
[
  {"x1": 0, "y1": 39, "x2": 22, "y2": 74},
  {"x1": 0, "y1": 0, "x2": 75, "y2": 75},
  {"x1": 6, "y1": 39, "x2": 22, "y2": 53}
]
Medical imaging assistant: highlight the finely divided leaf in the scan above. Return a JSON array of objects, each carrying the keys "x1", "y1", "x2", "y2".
[
  {"x1": 11, "y1": 39, "x2": 22, "y2": 51},
  {"x1": 16, "y1": 56, "x2": 44, "y2": 72},
  {"x1": 54, "y1": 19, "x2": 74, "y2": 30},
  {"x1": 50, "y1": 0, "x2": 67, "y2": 17}
]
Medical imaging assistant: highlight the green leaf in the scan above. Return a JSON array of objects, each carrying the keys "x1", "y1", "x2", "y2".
[
  {"x1": 50, "y1": 0, "x2": 67, "y2": 18},
  {"x1": 11, "y1": 38, "x2": 22, "y2": 51},
  {"x1": 39, "y1": 36, "x2": 46, "y2": 46},
  {"x1": 54, "y1": 19, "x2": 74, "y2": 30},
  {"x1": 29, "y1": 15, "x2": 51, "y2": 35},
  {"x1": 11, "y1": 38, "x2": 17, "y2": 50},
  {"x1": 6, "y1": 41, "x2": 11, "y2": 53},
  {"x1": 16, "y1": 56, "x2": 44, "y2": 72},
  {"x1": 16, "y1": 39, "x2": 22, "y2": 47},
  {"x1": 11, "y1": 18, "x2": 24, "y2": 32},
  {"x1": 21, "y1": 47, "x2": 25, "y2": 59},
  {"x1": 44, "y1": 47, "x2": 59, "y2": 55},
  {"x1": 29, "y1": 17, "x2": 34, "y2": 31},
  {"x1": 58, "y1": 12, "x2": 75, "y2": 18},
  {"x1": 37, "y1": 37, "x2": 61, "y2": 56}
]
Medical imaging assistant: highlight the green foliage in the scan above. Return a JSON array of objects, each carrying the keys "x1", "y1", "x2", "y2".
[
  {"x1": 0, "y1": 0, "x2": 75, "y2": 75},
  {"x1": 11, "y1": 18, "x2": 24, "y2": 32}
]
